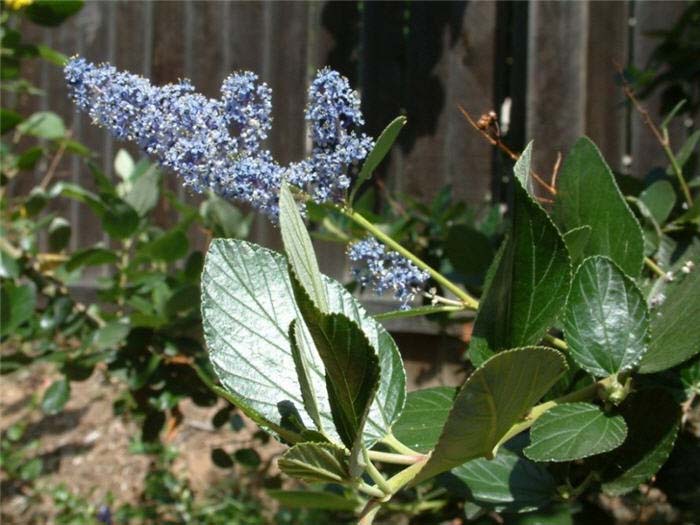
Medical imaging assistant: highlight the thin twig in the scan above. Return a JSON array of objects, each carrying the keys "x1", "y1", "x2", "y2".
[
  {"x1": 458, "y1": 105, "x2": 557, "y2": 196},
  {"x1": 615, "y1": 62, "x2": 694, "y2": 207},
  {"x1": 40, "y1": 134, "x2": 70, "y2": 189}
]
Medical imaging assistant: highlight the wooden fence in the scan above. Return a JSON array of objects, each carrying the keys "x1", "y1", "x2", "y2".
[{"x1": 12, "y1": 0, "x2": 689, "y2": 284}]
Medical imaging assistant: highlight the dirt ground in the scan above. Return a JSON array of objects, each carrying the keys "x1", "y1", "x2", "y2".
[{"x1": 0, "y1": 363, "x2": 285, "y2": 522}]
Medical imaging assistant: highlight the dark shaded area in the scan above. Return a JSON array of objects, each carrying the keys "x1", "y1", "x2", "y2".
[{"x1": 321, "y1": 1, "x2": 468, "y2": 191}]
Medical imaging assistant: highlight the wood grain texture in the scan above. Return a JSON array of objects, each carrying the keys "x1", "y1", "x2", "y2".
[
  {"x1": 527, "y1": 1, "x2": 589, "y2": 179},
  {"x1": 586, "y1": 1, "x2": 629, "y2": 174}
]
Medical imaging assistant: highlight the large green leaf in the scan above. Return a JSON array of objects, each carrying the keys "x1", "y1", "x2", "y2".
[
  {"x1": 201, "y1": 240, "x2": 405, "y2": 445},
  {"x1": 451, "y1": 437, "x2": 557, "y2": 513},
  {"x1": 279, "y1": 183, "x2": 328, "y2": 311},
  {"x1": 470, "y1": 146, "x2": 571, "y2": 365},
  {"x1": 562, "y1": 225, "x2": 591, "y2": 267},
  {"x1": 413, "y1": 347, "x2": 567, "y2": 484},
  {"x1": 553, "y1": 137, "x2": 644, "y2": 276},
  {"x1": 639, "y1": 265, "x2": 700, "y2": 373},
  {"x1": 524, "y1": 403, "x2": 627, "y2": 462},
  {"x1": 291, "y1": 271, "x2": 380, "y2": 458},
  {"x1": 392, "y1": 387, "x2": 455, "y2": 453},
  {"x1": 277, "y1": 442, "x2": 349, "y2": 483},
  {"x1": 599, "y1": 389, "x2": 680, "y2": 495},
  {"x1": 564, "y1": 256, "x2": 649, "y2": 377}
]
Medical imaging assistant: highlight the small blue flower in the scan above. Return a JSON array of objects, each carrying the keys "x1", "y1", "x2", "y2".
[
  {"x1": 64, "y1": 58, "x2": 373, "y2": 220},
  {"x1": 347, "y1": 237, "x2": 429, "y2": 309},
  {"x1": 96, "y1": 505, "x2": 112, "y2": 525}
]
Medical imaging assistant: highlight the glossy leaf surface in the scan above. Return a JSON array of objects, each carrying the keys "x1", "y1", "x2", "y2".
[
  {"x1": 564, "y1": 256, "x2": 649, "y2": 377},
  {"x1": 413, "y1": 347, "x2": 567, "y2": 484},
  {"x1": 640, "y1": 265, "x2": 700, "y2": 373},
  {"x1": 553, "y1": 137, "x2": 644, "y2": 276},
  {"x1": 471, "y1": 147, "x2": 571, "y2": 365},
  {"x1": 201, "y1": 240, "x2": 405, "y2": 445},
  {"x1": 524, "y1": 403, "x2": 627, "y2": 462},
  {"x1": 392, "y1": 387, "x2": 455, "y2": 453}
]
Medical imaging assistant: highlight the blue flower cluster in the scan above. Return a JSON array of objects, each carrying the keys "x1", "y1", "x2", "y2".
[
  {"x1": 64, "y1": 58, "x2": 373, "y2": 219},
  {"x1": 347, "y1": 237, "x2": 430, "y2": 309}
]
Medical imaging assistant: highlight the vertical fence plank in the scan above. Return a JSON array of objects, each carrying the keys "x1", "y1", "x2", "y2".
[
  {"x1": 257, "y1": 2, "x2": 310, "y2": 252},
  {"x1": 585, "y1": 1, "x2": 629, "y2": 173},
  {"x1": 527, "y1": 1, "x2": 589, "y2": 179},
  {"x1": 150, "y1": 0, "x2": 186, "y2": 229},
  {"x1": 443, "y1": 1, "x2": 495, "y2": 205},
  {"x1": 72, "y1": 2, "x2": 112, "y2": 263},
  {"x1": 630, "y1": 1, "x2": 687, "y2": 178}
]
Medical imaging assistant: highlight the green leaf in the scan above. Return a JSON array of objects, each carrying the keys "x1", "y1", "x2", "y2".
[
  {"x1": 553, "y1": 137, "x2": 644, "y2": 276},
  {"x1": 101, "y1": 194, "x2": 139, "y2": 239},
  {"x1": 124, "y1": 165, "x2": 160, "y2": 216},
  {"x1": 451, "y1": 438, "x2": 556, "y2": 513},
  {"x1": 351, "y1": 115, "x2": 406, "y2": 202},
  {"x1": 504, "y1": 506, "x2": 573, "y2": 525},
  {"x1": 639, "y1": 180, "x2": 676, "y2": 224},
  {"x1": 48, "y1": 217, "x2": 71, "y2": 252},
  {"x1": 17, "y1": 111, "x2": 65, "y2": 140},
  {"x1": 393, "y1": 387, "x2": 455, "y2": 453},
  {"x1": 279, "y1": 183, "x2": 328, "y2": 311},
  {"x1": 445, "y1": 224, "x2": 494, "y2": 281},
  {"x1": 145, "y1": 229, "x2": 189, "y2": 263},
  {"x1": 670, "y1": 129, "x2": 700, "y2": 174},
  {"x1": 0, "y1": 282, "x2": 36, "y2": 336},
  {"x1": 91, "y1": 322, "x2": 129, "y2": 351},
  {"x1": 278, "y1": 442, "x2": 349, "y2": 483},
  {"x1": 50, "y1": 182, "x2": 105, "y2": 216},
  {"x1": 599, "y1": 389, "x2": 680, "y2": 495},
  {"x1": 470, "y1": 146, "x2": 571, "y2": 365},
  {"x1": 35, "y1": 44, "x2": 68, "y2": 66},
  {"x1": 289, "y1": 271, "x2": 379, "y2": 469},
  {"x1": 639, "y1": 265, "x2": 700, "y2": 373},
  {"x1": 0, "y1": 249, "x2": 20, "y2": 279},
  {"x1": 200, "y1": 192, "x2": 252, "y2": 239},
  {"x1": 25, "y1": 0, "x2": 83, "y2": 26},
  {"x1": 65, "y1": 247, "x2": 117, "y2": 272},
  {"x1": 1, "y1": 108, "x2": 23, "y2": 134},
  {"x1": 201, "y1": 240, "x2": 405, "y2": 445},
  {"x1": 524, "y1": 403, "x2": 627, "y2": 462},
  {"x1": 114, "y1": 149, "x2": 135, "y2": 180},
  {"x1": 562, "y1": 225, "x2": 591, "y2": 266},
  {"x1": 17, "y1": 146, "x2": 43, "y2": 170},
  {"x1": 268, "y1": 489, "x2": 359, "y2": 511},
  {"x1": 413, "y1": 347, "x2": 567, "y2": 484},
  {"x1": 289, "y1": 320, "x2": 323, "y2": 432},
  {"x1": 41, "y1": 378, "x2": 70, "y2": 414},
  {"x1": 564, "y1": 256, "x2": 649, "y2": 377}
]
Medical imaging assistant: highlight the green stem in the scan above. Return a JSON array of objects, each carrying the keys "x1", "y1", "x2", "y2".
[
  {"x1": 358, "y1": 483, "x2": 386, "y2": 499},
  {"x1": 367, "y1": 450, "x2": 426, "y2": 465},
  {"x1": 381, "y1": 433, "x2": 422, "y2": 456},
  {"x1": 644, "y1": 256, "x2": 666, "y2": 278},
  {"x1": 358, "y1": 500, "x2": 381, "y2": 525},
  {"x1": 373, "y1": 305, "x2": 463, "y2": 321},
  {"x1": 543, "y1": 333, "x2": 568, "y2": 351},
  {"x1": 363, "y1": 448, "x2": 393, "y2": 496},
  {"x1": 340, "y1": 207, "x2": 479, "y2": 309},
  {"x1": 493, "y1": 376, "x2": 613, "y2": 454},
  {"x1": 663, "y1": 139, "x2": 693, "y2": 208}
]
